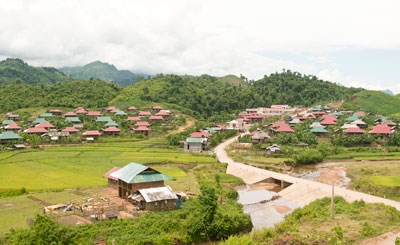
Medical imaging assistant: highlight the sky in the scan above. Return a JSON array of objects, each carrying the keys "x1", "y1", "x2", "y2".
[{"x1": 0, "y1": 0, "x2": 399, "y2": 93}]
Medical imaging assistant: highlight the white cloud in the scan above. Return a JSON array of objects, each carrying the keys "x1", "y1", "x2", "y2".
[{"x1": 0, "y1": 0, "x2": 399, "y2": 92}]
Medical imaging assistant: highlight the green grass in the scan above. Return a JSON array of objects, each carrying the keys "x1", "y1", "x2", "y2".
[
  {"x1": 370, "y1": 176, "x2": 400, "y2": 187},
  {"x1": 0, "y1": 191, "x2": 85, "y2": 234},
  {"x1": 0, "y1": 139, "x2": 216, "y2": 193},
  {"x1": 342, "y1": 90, "x2": 400, "y2": 115}
]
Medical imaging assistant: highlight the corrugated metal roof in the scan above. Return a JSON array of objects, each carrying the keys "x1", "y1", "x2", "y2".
[
  {"x1": 110, "y1": 162, "x2": 172, "y2": 184},
  {"x1": 0, "y1": 131, "x2": 22, "y2": 140},
  {"x1": 66, "y1": 117, "x2": 81, "y2": 123},
  {"x1": 96, "y1": 116, "x2": 112, "y2": 122},
  {"x1": 2, "y1": 119, "x2": 16, "y2": 125},
  {"x1": 32, "y1": 118, "x2": 48, "y2": 125},
  {"x1": 138, "y1": 186, "x2": 178, "y2": 202},
  {"x1": 186, "y1": 137, "x2": 205, "y2": 143},
  {"x1": 310, "y1": 126, "x2": 328, "y2": 133}
]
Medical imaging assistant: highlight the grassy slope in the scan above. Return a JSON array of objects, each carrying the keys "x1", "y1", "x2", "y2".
[
  {"x1": 222, "y1": 197, "x2": 400, "y2": 244},
  {"x1": 342, "y1": 90, "x2": 400, "y2": 115},
  {"x1": 216, "y1": 75, "x2": 248, "y2": 87}
]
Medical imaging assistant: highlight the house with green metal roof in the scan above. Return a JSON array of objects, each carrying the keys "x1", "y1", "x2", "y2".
[
  {"x1": 65, "y1": 117, "x2": 81, "y2": 123},
  {"x1": 2, "y1": 119, "x2": 16, "y2": 125},
  {"x1": 184, "y1": 137, "x2": 207, "y2": 153},
  {"x1": 107, "y1": 162, "x2": 172, "y2": 199},
  {"x1": 0, "y1": 131, "x2": 23, "y2": 142},
  {"x1": 310, "y1": 125, "x2": 328, "y2": 135},
  {"x1": 345, "y1": 114, "x2": 359, "y2": 122},
  {"x1": 115, "y1": 110, "x2": 127, "y2": 116},
  {"x1": 32, "y1": 118, "x2": 48, "y2": 125},
  {"x1": 39, "y1": 113, "x2": 54, "y2": 118},
  {"x1": 96, "y1": 116, "x2": 113, "y2": 122},
  {"x1": 105, "y1": 121, "x2": 119, "y2": 127}
]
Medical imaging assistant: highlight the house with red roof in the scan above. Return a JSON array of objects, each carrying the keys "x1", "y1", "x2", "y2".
[
  {"x1": 25, "y1": 127, "x2": 49, "y2": 134},
  {"x1": 369, "y1": 124, "x2": 394, "y2": 135},
  {"x1": 134, "y1": 126, "x2": 150, "y2": 136},
  {"x1": 355, "y1": 111, "x2": 366, "y2": 117},
  {"x1": 320, "y1": 119, "x2": 337, "y2": 126},
  {"x1": 103, "y1": 126, "x2": 121, "y2": 135},
  {"x1": 63, "y1": 111, "x2": 77, "y2": 117},
  {"x1": 75, "y1": 108, "x2": 88, "y2": 114},
  {"x1": 152, "y1": 105, "x2": 162, "y2": 110},
  {"x1": 190, "y1": 131, "x2": 212, "y2": 138},
  {"x1": 155, "y1": 111, "x2": 170, "y2": 117},
  {"x1": 274, "y1": 124, "x2": 295, "y2": 133},
  {"x1": 105, "y1": 106, "x2": 118, "y2": 112},
  {"x1": 6, "y1": 113, "x2": 20, "y2": 120},
  {"x1": 135, "y1": 121, "x2": 150, "y2": 127},
  {"x1": 5, "y1": 124, "x2": 22, "y2": 131},
  {"x1": 82, "y1": 130, "x2": 102, "y2": 141},
  {"x1": 127, "y1": 116, "x2": 141, "y2": 121},
  {"x1": 269, "y1": 120, "x2": 287, "y2": 128},
  {"x1": 49, "y1": 109, "x2": 62, "y2": 115},
  {"x1": 35, "y1": 122, "x2": 55, "y2": 129},
  {"x1": 103, "y1": 167, "x2": 121, "y2": 188},
  {"x1": 138, "y1": 111, "x2": 152, "y2": 116},
  {"x1": 127, "y1": 106, "x2": 137, "y2": 111},
  {"x1": 62, "y1": 127, "x2": 80, "y2": 133},
  {"x1": 343, "y1": 127, "x2": 365, "y2": 134},
  {"x1": 87, "y1": 111, "x2": 102, "y2": 117},
  {"x1": 149, "y1": 115, "x2": 163, "y2": 121}
]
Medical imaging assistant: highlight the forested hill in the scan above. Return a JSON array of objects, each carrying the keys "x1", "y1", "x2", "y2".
[
  {"x1": 0, "y1": 58, "x2": 70, "y2": 85},
  {"x1": 60, "y1": 61, "x2": 147, "y2": 86},
  {"x1": 0, "y1": 80, "x2": 120, "y2": 112},
  {"x1": 111, "y1": 71, "x2": 363, "y2": 118}
]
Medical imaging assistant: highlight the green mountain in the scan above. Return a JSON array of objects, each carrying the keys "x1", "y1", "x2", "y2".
[
  {"x1": 0, "y1": 80, "x2": 121, "y2": 112},
  {"x1": 0, "y1": 58, "x2": 70, "y2": 85},
  {"x1": 60, "y1": 61, "x2": 147, "y2": 86},
  {"x1": 342, "y1": 90, "x2": 400, "y2": 115},
  {"x1": 111, "y1": 71, "x2": 363, "y2": 118}
]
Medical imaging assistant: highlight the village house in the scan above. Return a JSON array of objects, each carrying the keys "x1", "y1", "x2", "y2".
[
  {"x1": 133, "y1": 126, "x2": 151, "y2": 136},
  {"x1": 184, "y1": 137, "x2": 208, "y2": 152},
  {"x1": 103, "y1": 126, "x2": 121, "y2": 135},
  {"x1": 245, "y1": 105, "x2": 296, "y2": 117},
  {"x1": 82, "y1": 130, "x2": 102, "y2": 141},
  {"x1": 107, "y1": 162, "x2": 172, "y2": 199},
  {"x1": 227, "y1": 119, "x2": 245, "y2": 130},
  {"x1": 127, "y1": 106, "x2": 137, "y2": 111},
  {"x1": 0, "y1": 131, "x2": 23, "y2": 144},
  {"x1": 251, "y1": 130, "x2": 270, "y2": 143},
  {"x1": 129, "y1": 186, "x2": 178, "y2": 211},
  {"x1": 103, "y1": 167, "x2": 121, "y2": 189}
]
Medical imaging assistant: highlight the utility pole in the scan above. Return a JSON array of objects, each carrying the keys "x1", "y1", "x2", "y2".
[{"x1": 330, "y1": 181, "x2": 335, "y2": 219}]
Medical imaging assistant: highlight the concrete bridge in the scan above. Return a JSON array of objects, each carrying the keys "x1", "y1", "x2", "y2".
[{"x1": 215, "y1": 136, "x2": 400, "y2": 210}]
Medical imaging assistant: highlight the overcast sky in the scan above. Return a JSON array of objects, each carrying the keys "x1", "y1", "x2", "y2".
[{"x1": 0, "y1": 0, "x2": 399, "y2": 93}]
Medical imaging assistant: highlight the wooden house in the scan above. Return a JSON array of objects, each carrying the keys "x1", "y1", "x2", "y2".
[
  {"x1": 127, "y1": 106, "x2": 137, "y2": 111},
  {"x1": 49, "y1": 109, "x2": 62, "y2": 115},
  {"x1": 103, "y1": 126, "x2": 120, "y2": 135},
  {"x1": 108, "y1": 162, "x2": 172, "y2": 199},
  {"x1": 129, "y1": 186, "x2": 178, "y2": 211},
  {"x1": 133, "y1": 126, "x2": 150, "y2": 136},
  {"x1": 63, "y1": 111, "x2": 77, "y2": 117},
  {"x1": 139, "y1": 111, "x2": 152, "y2": 117},
  {"x1": 87, "y1": 111, "x2": 102, "y2": 117},
  {"x1": 62, "y1": 127, "x2": 80, "y2": 133},
  {"x1": 103, "y1": 167, "x2": 121, "y2": 189},
  {"x1": 82, "y1": 130, "x2": 102, "y2": 141},
  {"x1": 0, "y1": 131, "x2": 23, "y2": 144},
  {"x1": 5, "y1": 124, "x2": 22, "y2": 131}
]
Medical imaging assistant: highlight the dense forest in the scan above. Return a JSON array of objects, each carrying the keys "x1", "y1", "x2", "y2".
[
  {"x1": 112, "y1": 71, "x2": 363, "y2": 118},
  {"x1": 0, "y1": 80, "x2": 121, "y2": 111},
  {"x1": 0, "y1": 58, "x2": 69, "y2": 85}
]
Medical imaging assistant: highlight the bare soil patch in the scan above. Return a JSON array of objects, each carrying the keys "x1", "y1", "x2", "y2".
[{"x1": 274, "y1": 205, "x2": 291, "y2": 214}]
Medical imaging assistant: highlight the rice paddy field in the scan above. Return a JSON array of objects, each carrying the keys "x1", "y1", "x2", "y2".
[
  {"x1": 0, "y1": 138, "x2": 216, "y2": 193},
  {"x1": 0, "y1": 138, "x2": 220, "y2": 234}
]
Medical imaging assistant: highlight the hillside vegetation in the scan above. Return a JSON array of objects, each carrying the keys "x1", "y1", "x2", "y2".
[
  {"x1": 342, "y1": 90, "x2": 400, "y2": 116},
  {"x1": 0, "y1": 58, "x2": 69, "y2": 85},
  {"x1": 112, "y1": 71, "x2": 362, "y2": 118},
  {"x1": 0, "y1": 80, "x2": 120, "y2": 112},
  {"x1": 60, "y1": 61, "x2": 147, "y2": 86}
]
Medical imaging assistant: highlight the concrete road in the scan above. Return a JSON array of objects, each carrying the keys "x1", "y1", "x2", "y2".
[{"x1": 215, "y1": 135, "x2": 400, "y2": 210}]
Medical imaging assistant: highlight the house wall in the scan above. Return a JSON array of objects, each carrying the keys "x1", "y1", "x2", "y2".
[
  {"x1": 144, "y1": 199, "x2": 177, "y2": 211},
  {"x1": 118, "y1": 180, "x2": 164, "y2": 198},
  {"x1": 184, "y1": 142, "x2": 203, "y2": 152},
  {"x1": 108, "y1": 179, "x2": 118, "y2": 189}
]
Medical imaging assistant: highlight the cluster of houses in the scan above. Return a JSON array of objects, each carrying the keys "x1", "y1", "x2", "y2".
[
  {"x1": 0, "y1": 105, "x2": 173, "y2": 146},
  {"x1": 267, "y1": 106, "x2": 397, "y2": 137},
  {"x1": 103, "y1": 162, "x2": 183, "y2": 211}
]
